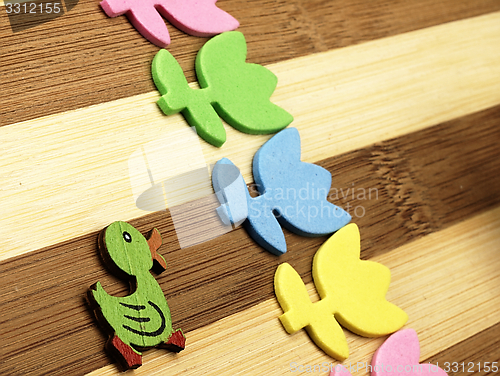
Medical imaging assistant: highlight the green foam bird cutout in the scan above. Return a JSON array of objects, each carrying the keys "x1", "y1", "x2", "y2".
[
  {"x1": 87, "y1": 221, "x2": 185, "y2": 370},
  {"x1": 152, "y1": 31, "x2": 293, "y2": 147}
]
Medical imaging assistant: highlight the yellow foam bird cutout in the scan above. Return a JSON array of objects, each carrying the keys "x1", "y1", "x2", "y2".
[{"x1": 274, "y1": 223, "x2": 408, "y2": 360}]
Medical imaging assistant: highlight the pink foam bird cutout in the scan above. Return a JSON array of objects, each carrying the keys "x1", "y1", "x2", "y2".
[
  {"x1": 100, "y1": 0, "x2": 239, "y2": 47},
  {"x1": 330, "y1": 329, "x2": 448, "y2": 376}
]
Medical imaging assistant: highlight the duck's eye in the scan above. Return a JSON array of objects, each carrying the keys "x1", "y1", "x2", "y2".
[{"x1": 123, "y1": 231, "x2": 132, "y2": 243}]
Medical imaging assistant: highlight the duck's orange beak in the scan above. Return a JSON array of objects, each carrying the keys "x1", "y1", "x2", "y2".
[{"x1": 147, "y1": 228, "x2": 167, "y2": 274}]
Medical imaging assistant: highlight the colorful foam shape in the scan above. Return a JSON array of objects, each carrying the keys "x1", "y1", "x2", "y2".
[
  {"x1": 87, "y1": 221, "x2": 185, "y2": 370},
  {"x1": 274, "y1": 224, "x2": 408, "y2": 360},
  {"x1": 329, "y1": 329, "x2": 448, "y2": 376},
  {"x1": 371, "y1": 329, "x2": 448, "y2": 376},
  {"x1": 152, "y1": 31, "x2": 293, "y2": 147},
  {"x1": 275, "y1": 262, "x2": 349, "y2": 359},
  {"x1": 211, "y1": 128, "x2": 351, "y2": 255},
  {"x1": 212, "y1": 159, "x2": 248, "y2": 227},
  {"x1": 100, "y1": 0, "x2": 239, "y2": 48}
]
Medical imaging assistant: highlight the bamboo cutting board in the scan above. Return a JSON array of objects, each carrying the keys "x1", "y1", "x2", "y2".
[{"x1": 1, "y1": 0, "x2": 500, "y2": 375}]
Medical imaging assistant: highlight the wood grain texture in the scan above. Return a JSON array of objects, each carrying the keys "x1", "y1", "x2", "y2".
[
  {"x1": 425, "y1": 323, "x2": 500, "y2": 376},
  {"x1": 85, "y1": 206, "x2": 500, "y2": 375},
  {"x1": 2, "y1": 0, "x2": 500, "y2": 374},
  {"x1": 2, "y1": 11, "x2": 500, "y2": 261},
  {"x1": 1, "y1": 105, "x2": 499, "y2": 375},
  {"x1": 2, "y1": 0, "x2": 500, "y2": 125}
]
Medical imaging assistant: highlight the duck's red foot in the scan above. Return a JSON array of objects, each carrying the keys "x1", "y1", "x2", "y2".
[
  {"x1": 107, "y1": 335, "x2": 142, "y2": 370},
  {"x1": 161, "y1": 329, "x2": 186, "y2": 352}
]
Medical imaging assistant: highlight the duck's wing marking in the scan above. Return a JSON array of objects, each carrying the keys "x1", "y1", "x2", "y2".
[
  {"x1": 122, "y1": 301, "x2": 166, "y2": 337},
  {"x1": 120, "y1": 302, "x2": 146, "y2": 310},
  {"x1": 124, "y1": 315, "x2": 151, "y2": 323}
]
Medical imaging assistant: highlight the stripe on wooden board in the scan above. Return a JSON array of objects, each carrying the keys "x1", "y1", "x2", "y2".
[
  {"x1": 1, "y1": 104, "x2": 500, "y2": 375},
  {"x1": 1, "y1": 11, "x2": 500, "y2": 261},
  {"x1": 85, "y1": 207, "x2": 500, "y2": 376},
  {"x1": 2, "y1": 0, "x2": 500, "y2": 125},
  {"x1": 424, "y1": 322, "x2": 500, "y2": 376}
]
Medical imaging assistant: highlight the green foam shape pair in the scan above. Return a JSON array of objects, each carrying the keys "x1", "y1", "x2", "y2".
[{"x1": 152, "y1": 31, "x2": 294, "y2": 147}]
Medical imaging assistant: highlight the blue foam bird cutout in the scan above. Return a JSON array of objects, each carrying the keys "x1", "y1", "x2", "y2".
[{"x1": 212, "y1": 128, "x2": 351, "y2": 255}]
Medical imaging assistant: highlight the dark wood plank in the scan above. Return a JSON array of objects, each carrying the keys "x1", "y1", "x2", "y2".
[
  {"x1": 424, "y1": 322, "x2": 500, "y2": 375},
  {"x1": 1, "y1": 105, "x2": 499, "y2": 375},
  {"x1": 2, "y1": 0, "x2": 500, "y2": 126}
]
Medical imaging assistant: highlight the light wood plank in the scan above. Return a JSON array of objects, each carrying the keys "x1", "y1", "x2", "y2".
[
  {"x1": 87, "y1": 206, "x2": 500, "y2": 375},
  {"x1": 1, "y1": 12, "x2": 500, "y2": 261}
]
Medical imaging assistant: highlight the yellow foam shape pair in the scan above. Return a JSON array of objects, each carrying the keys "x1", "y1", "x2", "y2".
[{"x1": 274, "y1": 223, "x2": 408, "y2": 360}]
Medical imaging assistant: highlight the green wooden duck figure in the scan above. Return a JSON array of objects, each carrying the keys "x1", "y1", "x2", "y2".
[{"x1": 87, "y1": 221, "x2": 185, "y2": 370}]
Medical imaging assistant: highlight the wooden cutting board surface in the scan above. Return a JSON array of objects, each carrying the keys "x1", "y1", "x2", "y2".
[{"x1": 1, "y1": 1, "x2": 500, "y2": 375}]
